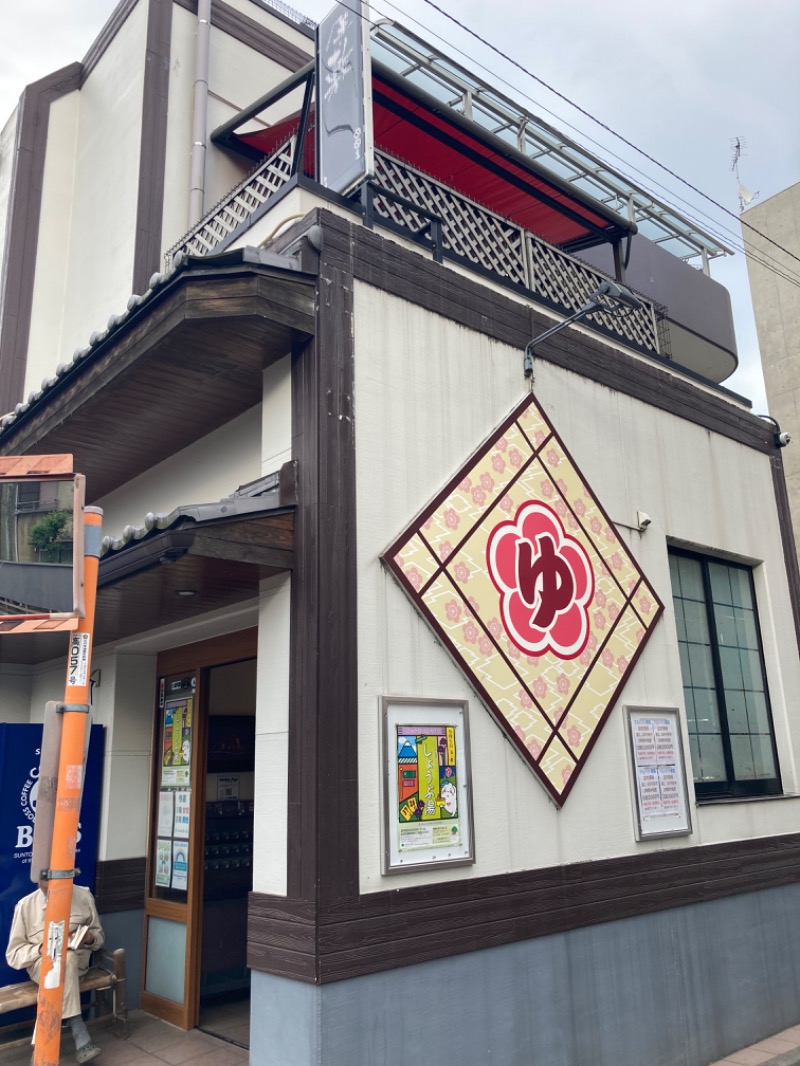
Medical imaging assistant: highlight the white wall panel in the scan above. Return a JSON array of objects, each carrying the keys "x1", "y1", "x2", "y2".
[
  {"x1": 353, "y1": 283, "x2": 800, "y2": 892},
  {"x1": 252, "y1": 573, "x2": 291, "y2": 895},
  {"x1": 97, "y1": 405, "x2": 261, "y2": 541}
]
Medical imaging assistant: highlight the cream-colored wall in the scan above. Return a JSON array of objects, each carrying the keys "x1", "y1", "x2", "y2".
[
  {"x1": 90, "y1": 651, "x2": 156, "y2": 861},
  {"x1": 262, "y1": 356, "x2": 292, "y2": 471},
  {"x1": 97, "y1": 405, "x2": 262, "y2": 542},
  {"x1": 25, "y1": 91, "x2": 80, "y2": 397},
  {"x1": 24, "y1": 1, "x2": 149, "y2": 398},
  {"x1": 0, "y1": 665, "x2": 33, "y2": 722},
  {"x1": 162, "y1": 2, "x2": 313, "y2": 256},
  {"x1": 0, "y1": 105, "x2": 19, "y2": 321},
  {"x1": 253, "y1": 573, "x2": 291, "y2": 895},
  {"x1": 353, "y1": 283, "x2": 800, "y2": 893}
]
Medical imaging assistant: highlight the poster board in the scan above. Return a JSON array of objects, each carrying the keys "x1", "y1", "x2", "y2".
[
  {"x1": 625, "y1": 706, "x2": 692, "y2": 840},
  {"x1": 382, "y1": 697, "x2": 474, "y2": 874},
  {"x1": 152, "y1": 690, "x2": 194, "y2": 896}
]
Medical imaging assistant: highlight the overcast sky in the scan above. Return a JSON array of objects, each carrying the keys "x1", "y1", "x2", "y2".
[{"x1": 1, "y1": 0, "x2": 798, "y2": 411}]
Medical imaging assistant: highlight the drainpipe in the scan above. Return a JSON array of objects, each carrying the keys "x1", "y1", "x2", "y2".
[{"x1": 189, "y1": 0, "x2": 211, "y2": 225}]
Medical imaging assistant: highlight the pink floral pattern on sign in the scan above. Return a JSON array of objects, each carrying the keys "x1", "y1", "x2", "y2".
[{"x1": 382, "y1": 393, "x2": 663, "y2": 807}]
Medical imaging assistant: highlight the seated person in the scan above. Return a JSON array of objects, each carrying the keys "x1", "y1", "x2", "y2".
[{"x1": 6, "y1": 873, "x2": 104, "y2": 1064}]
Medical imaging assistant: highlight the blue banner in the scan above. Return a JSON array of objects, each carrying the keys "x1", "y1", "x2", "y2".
[{"x1": 0, "y1": 723, "x2": 104, "y2": 1008}]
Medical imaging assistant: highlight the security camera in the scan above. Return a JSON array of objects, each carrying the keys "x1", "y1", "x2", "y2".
[
  {"x1": 776, "y1": 431, "x2": 792, "y2": 448},
  {"x1": 636, "y1": 511, "x2": 652, "y2": 531}
]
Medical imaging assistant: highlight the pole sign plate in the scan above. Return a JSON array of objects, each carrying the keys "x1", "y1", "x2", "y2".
[{"x1": 316, "y1": 0, "x2": 374, "y2": 195}]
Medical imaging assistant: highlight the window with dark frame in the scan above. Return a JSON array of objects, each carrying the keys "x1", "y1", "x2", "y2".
[{"x1": 668, "y1": 548, "x2": 780, "y2": 799}]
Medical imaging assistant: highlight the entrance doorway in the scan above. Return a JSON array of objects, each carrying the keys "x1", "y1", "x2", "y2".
[
  {"x1": 141, "y1": 631, "x2": 257, "y2": 1039},
  {"x1": 198, "y1": 660, "x2": 255, "y2": 1047}
]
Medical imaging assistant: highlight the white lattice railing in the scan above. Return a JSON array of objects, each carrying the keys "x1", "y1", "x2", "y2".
[
  {"x1": 167, "y1": 138, "x2": 296, "y2": 262},
  {"x1": 167, "y1": 143, "x2": 660, "y2": 354},
  {"x1": 371, "y1": 153, "x2": 660, "y2": 353}
]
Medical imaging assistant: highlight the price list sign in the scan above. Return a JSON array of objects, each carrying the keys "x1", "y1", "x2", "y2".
[{"x1": 626, "y1": 707, "x2": 692, "y2": 839}]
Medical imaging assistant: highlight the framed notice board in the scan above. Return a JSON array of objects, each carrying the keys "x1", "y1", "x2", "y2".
[
  {"x1": 625, "y1": 706, "x2": 692, "y2": 840},
  {"x1": 382, "y1": 696, "x2": 475, "y2": 874}
]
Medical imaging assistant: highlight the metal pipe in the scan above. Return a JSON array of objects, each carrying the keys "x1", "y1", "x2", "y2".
[{"x1": 189, "y1": 0, "x2": 211, "y2": 226}]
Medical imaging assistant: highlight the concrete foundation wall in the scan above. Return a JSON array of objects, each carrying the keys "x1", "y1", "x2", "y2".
[{"x1": 251, "y1": 882, "x2": 800, "y2": 1066}]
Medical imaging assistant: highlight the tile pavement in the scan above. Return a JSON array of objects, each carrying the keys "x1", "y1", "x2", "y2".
[
  {"x1": 706, "y1": 1024, "x2": 800, "y2": 1066},
  {"x1": 0, "y1": 1010, "x2": 248, "y2": 1066},
  {"x1": 2, "y1": 1009, "x2": 800, "y2": 1065}
]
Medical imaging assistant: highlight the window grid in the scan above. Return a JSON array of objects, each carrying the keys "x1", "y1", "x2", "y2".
[{"x1": 669, "y1": 549, "x2": 780, "y2": 800}]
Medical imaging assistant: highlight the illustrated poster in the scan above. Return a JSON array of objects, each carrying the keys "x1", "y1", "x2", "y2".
[
  {"x1": 383, "y1": 698, "x2": 474, "y2": 872},
  {"x1": 162, "y1": 697, "x2": 192, "y2": 786},
  {"x1": 155, "y1": 839, "x2": 171, "y2": 887}
]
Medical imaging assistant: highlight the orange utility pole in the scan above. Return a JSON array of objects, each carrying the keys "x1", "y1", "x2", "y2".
[{"x1": 33, "y1": 507, "x2": 102, "y2": 1066}]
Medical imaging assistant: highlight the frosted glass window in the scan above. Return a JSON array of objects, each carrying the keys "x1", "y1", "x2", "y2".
[{"x1": 145, "y1": 916, "x2": 186, "y2": 1004}]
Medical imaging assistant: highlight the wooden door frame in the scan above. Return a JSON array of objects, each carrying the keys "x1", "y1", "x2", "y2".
[{"x1": 141, "y1": 629, "x2": 258, "y2": 1028}]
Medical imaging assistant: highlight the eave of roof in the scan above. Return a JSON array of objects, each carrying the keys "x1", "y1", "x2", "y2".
[{"x1": 0, "y1": 247, "x2": 317, "y2": 502}]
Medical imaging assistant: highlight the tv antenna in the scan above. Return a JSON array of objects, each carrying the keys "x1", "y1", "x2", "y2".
[{"x1": 730, "y1": 136, "x2": 759, "y2": 211}]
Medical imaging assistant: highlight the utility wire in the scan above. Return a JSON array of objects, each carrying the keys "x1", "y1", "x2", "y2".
[
  {"x1": 416, "y1": 0, "x2": 800, "y2": 276},
  {"x1": 367, "y1": 0, "x2": 800, "y2": 293}
]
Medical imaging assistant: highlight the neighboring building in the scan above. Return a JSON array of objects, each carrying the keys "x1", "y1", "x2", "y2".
[
  {"x1": 0, "y1": 2, "x2": 799, "y2": 1065},
  {"x1": 743, "y1": 181, "x2": 800, "y2": 549}
]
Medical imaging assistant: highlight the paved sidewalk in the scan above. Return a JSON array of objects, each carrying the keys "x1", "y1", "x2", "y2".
[
  {"x1": 0, "y1": 1011, "x2": 248, "y2": 1066},
  {"x1": 3, "y1": 1011, "x2": 800, "y2": 1065},
  {"x1": 708, "y1": 1023, "x2": 800, "y2": 1065}
]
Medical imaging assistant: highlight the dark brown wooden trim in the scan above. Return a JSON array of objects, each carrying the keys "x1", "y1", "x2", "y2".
[
  {"x1": 174, "y1": 0, "x2": 311, "y2": 71},
  {"x1": 133, "y1": 0, "x2": 172, "y2": 295},
  {"x1": 94, "y1": 856, "x2": 147, "y2": 913},
  {"x1": 0, "y1": 64, "x2": 81, "y2": 414},
  {"x1": 81, "y1": 0, "x2": 141, "y2": 80},
  {"x1": 157, "y1": 628, "x2": 258, "y2": 675},
  {"x1": 287, "y1": 250, "x2": 359, "y2": 932},
  {"x1": 319, "y1": 210, "x2": 776, "y2": 457},
  {"x1": 249, "y1": 830, "x2": 800, "y2": 983},
  {"x1": 771, "y1": 454, "x2": 800, "y2": 655}
]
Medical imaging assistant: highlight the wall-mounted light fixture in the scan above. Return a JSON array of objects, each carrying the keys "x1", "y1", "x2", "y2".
[{"x1": 523, "y1": 280, "x2": 643, "y2": 381}]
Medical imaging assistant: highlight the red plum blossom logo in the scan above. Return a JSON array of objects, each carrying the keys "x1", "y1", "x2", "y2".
[{"x1": 486, "y1": 502, "x2": 594, "y2": 659}]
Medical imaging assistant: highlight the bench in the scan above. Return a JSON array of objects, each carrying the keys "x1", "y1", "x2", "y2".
[{"x1": 0, "y1": 948, "x2": 128, "y2": 1039}]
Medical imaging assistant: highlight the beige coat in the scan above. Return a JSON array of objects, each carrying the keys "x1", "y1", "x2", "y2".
[{"x1": 5, "y1": 885, "x2": 104, "y2": 1018}]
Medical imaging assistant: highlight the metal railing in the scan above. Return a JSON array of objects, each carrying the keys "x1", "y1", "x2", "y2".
[{"x1": 167, "y1": 141, "x2": 661, "y2": 354}]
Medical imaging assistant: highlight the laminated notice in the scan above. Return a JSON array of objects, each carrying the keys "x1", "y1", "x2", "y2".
[{"x1": 67, "y1": 632, "x2": 91, "y2": 689}]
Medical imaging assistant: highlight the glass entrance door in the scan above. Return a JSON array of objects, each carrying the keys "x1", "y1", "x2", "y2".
[{"x1": 141, "y1": 630, "x2": 257, "y2": 1029}]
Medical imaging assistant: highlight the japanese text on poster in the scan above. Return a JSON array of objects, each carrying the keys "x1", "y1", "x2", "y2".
[{"x1": 628, "y1": 709, "x2": 691, "y2": 838}]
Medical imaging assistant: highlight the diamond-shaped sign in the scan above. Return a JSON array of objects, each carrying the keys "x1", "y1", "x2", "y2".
[{"x1": 383, "y1": 393, "x2": 663, "y2": 806}]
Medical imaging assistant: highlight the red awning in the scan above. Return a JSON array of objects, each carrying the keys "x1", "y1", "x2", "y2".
[{"x1": 235, "y1": 69, "x2": 632, "y2": 251}]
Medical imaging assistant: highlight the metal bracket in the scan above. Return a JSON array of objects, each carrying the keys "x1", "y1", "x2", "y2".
[
  {"x1": 56, "y1": 703, "x2": 91, "y2": 714},
  {"x1": 44, "y1": 869, "x2": 80, "y2": 880}
]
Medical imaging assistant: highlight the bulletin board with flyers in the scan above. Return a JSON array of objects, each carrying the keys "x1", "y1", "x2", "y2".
[
  {"x1": 152, "y1": 685, "x2": 195, "y2": 898},
  {"x1": 625, "y1": 706, "x2": 692, "y2": 840}
]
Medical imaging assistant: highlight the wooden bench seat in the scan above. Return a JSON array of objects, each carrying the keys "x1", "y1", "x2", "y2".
[{"x1": 0, "y1": 948, "x2": 128, "y2": 1037}]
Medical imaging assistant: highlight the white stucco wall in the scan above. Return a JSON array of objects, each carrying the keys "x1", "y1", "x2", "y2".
[
  {"x1": 0, "y1": 105, "x2": 19, "y2": 317},
  {"x1": 353, "y1": 283, "x2": 800, "y2": 893},
  {"x1": 162, "y1": 1, "x2": 314, "y2": 257},
  {"x1": 23, "y1": 0, "x2": 148, "y2": 398},
  {"x1": 97, "y1": 405, "x2": 262, "y2": 542},
  {"x1": 252, "y1": 573, "x2": 291, "y2": 895},
  {"x1": 25, "y1": 91, "x2": 80, "y2": 396},
  {"x1": 0, "y1": 665, "x2": 33, "y2": 722}
]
